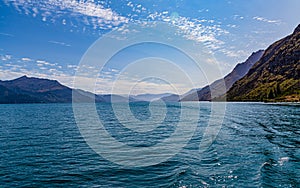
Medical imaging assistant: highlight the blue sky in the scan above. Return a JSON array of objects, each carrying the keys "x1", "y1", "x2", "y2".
[{"x1": 0, "y1": 0, "x2": 299, "y2": 94}]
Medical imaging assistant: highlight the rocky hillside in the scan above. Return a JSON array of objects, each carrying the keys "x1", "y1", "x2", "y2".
[{"x1": 227, "y1": 24, "x2": 300, "y2": 102}]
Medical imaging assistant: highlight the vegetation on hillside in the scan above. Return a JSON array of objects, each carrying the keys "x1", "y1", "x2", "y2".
[{"x1": 227, "y1": 24, "x2": 300, "y2": 102}]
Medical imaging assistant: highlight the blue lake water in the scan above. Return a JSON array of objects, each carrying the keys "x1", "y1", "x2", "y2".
[{"x1": 0, "y1": 102, "x2": 299, "y2": 187}]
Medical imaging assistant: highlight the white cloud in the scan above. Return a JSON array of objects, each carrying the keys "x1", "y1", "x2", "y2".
[
  {"x1": 0, "y1": 54, "x2": 12, "y2": 61},
  {"x1": 233, "y1": 14, "x2": 244, "y2": 20},
  {"x1": 36, "y1": 60, "x2": 56, "y2": 66},
  {"x1": 62, "y1": 19, "x2": 66, "y2": 25},
  {"x1": 32, "y1": 7, "x2": 38, "y2": 17},
  {"x1": 36, "y1": 60, "x2": 48, "y2": 64},
  {"x1": 227, "y1": 24, "x2": 237, "y2": 28},
  {"x1": 253, "y1": 16, "x2": 281, "y2": 24},
  {"x1": 21, "y1": 57, "x2": 32, "y2": 61},
  {"x1": 111, "y1": 68, "x2": 119, "y2": 73},
  {"x1": 6, "y1": 0, "x2": 128, "y2": 30},
  {"x1": 146, "y1": 13, "x2": 228, "y2": 51},
  {"x1": 48, "y1": 40, "x2": 71, "y2": 47},
  {"x1": 251, "y1": 30, "x2": 276, "y2": 34},
  {"x1": 0, "y1": 32, "x2": 14, "y2": 37},
  {"x1": 67, "y1": 64, "x2": 78, "y2": 68},
  {"x1": 126, "y1": 1, "x2": 147, "y2": 15},
  {"x1": 50, "y1": 0, "x2": 128, "y2": 23}
]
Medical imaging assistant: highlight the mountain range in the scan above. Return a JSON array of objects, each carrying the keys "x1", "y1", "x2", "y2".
[
  {"x1": 0, "y1": 24, "x2": 299, "y2": 103},
  {"x1": 180, "y1": 50, "x2": 264, "y2": 101},
  {"x1": 0, "y1": 76, "x2": 134, "y2": 103},
  {"x1": 0, "y1": 76, "x2": 175, "y2": 104}
]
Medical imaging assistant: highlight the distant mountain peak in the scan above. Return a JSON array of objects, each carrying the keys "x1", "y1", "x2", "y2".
[
  {"x1": 14, "y1": 75, "x2": 28, "y2": 80},
  {"x1": 0, "y1": 75, "x2": 67, "y2": 95},
  {"x1": 252, "y1": 49, "x2": 264, "y2": 54},
  {"x1": 293, "y1": 24, "x2": 300, "y2": 34},
  {"x1": 238, "y1": 49, "x2": 264, "y2": 66},
  {"x1": 12, "y1": 75, "x2": 60, "y2": 84}
]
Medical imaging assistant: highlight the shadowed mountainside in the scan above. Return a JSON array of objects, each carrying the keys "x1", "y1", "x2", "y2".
[
  {"x1": 0, "y1": 76, "x2": 132, "y2": 103},
  {"x1": 180, "y1": 50, "x2": 264, "y2": 101}
]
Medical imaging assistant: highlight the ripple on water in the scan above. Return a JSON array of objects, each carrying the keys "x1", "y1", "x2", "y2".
[{"x1": 0, "y1": 103, "x2": 299, "y2": 187}]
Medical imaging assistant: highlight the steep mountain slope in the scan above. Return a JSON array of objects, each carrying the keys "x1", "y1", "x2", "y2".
[
  {"x1": 181, "y1": 50, "x2": 264, "y2": 101},
  {"x1": 227, "y1": 24, "x2": 300, "y2": 102}
]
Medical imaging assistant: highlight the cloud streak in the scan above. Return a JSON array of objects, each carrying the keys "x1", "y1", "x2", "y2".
[
  {"x1": 21, "y1": 57, "x2": 32, "y2": 61},
  {"x1": 48, "y1": 0, "x2": 128, "y2": 25},
  {"x1": 48, "y1": 40, "x2": 71, "y2": 47},
  {"x1": 0, "y1": 32, "x2": 14, "y2": 37},
  {"x1": 4, "y1": 0, "x2": 128, "y2": 30},
  {"x1": 253, "y1": 16, "x2": 281, "y2": 24}
]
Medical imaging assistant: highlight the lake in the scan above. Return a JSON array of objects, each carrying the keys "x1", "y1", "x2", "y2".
[{"x1": 0, "y1": 102, "x2": 299, "y2": 187}]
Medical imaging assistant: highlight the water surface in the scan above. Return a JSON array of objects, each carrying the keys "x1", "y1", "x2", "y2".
[{"x1": 0, "y1": 102, "x2": 299, "y2": 187}]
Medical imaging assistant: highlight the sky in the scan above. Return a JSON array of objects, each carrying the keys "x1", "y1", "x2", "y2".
[{"x1": 0, "y1": 0, "x2": 299, "y2": 94}]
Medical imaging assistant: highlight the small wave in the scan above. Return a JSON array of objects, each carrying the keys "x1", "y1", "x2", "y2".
[{"x1": 278, "y1": 157, "x2": 289, "y2": 166}]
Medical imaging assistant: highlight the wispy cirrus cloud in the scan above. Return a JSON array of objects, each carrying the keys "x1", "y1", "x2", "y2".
[
  {"x1": 4, "y1": 0, "x2": 128, "y2": 30},
  {"x1": 48, "y1": 40, "x2": 71, "y2": 47},
  {"x1": 253, "y1": 16, "x2": 281, "y2": 24},
  {"x1": 145, "y1": 12, "x2": 228, "y2": 51},
  {"x1": 48, "y1": 0, "x2": 128, "y2": 25},
  {"x1": 4, "y1": 0, "x2": 228, "y2": 52},
  {"x1": 0, "y1": 32, "x2": 14, "y2": 37}
]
